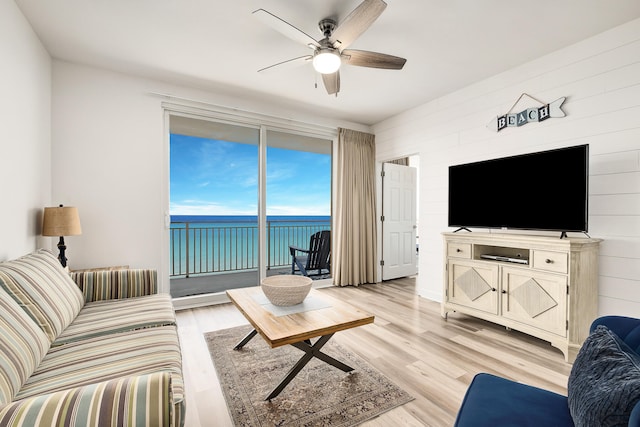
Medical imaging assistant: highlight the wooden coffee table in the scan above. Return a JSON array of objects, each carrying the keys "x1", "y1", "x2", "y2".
[{"x1": 226, "y1": 286, "x2": 375, "y2": 400}]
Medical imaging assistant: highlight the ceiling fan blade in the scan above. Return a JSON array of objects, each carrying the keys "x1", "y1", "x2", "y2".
[
  {"x1": 253, "y1": 9, "x2": 320, "y2": 49},
  {"x1": 258, "y1": 55, "x2": 312, "y2": 73},
  {"x1": 322, "y1": 71, "x2": 340, "y2": 95},
  {"x1": 329, "y1": 0, "x2": 387, "y2": 49},
  {"x1": 341, "y1": 49, "x2": 406, "y2": 69}
]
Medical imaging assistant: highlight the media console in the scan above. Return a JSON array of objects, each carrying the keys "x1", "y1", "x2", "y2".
[{"x1": 442, "y1": 232, "x2": 601, "y2": 362}]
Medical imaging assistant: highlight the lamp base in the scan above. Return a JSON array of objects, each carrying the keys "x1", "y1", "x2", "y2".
[{"x1": 57, "y1": 236, "x2": 68, "y2": 268}]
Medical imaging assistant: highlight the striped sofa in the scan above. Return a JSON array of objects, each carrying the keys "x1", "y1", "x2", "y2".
[{"x1": 0, "y1": 249, "x2": 184, "y2": 427}]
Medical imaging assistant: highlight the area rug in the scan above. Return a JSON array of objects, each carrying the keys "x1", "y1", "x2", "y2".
[{"x1": 204, "y1": 325, "x2": 414, "y2": 426}]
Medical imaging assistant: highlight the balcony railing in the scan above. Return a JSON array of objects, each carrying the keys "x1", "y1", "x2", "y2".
[{"x1": 170, "y1": 219, "x2": 331, "y2": 278}]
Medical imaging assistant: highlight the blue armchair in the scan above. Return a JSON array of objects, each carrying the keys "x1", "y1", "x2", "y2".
[{"x1": 454, "y1": 316, "x2": 640, "y2": 427}]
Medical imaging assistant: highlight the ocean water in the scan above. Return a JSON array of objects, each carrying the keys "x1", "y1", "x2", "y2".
[{"x1": 169, "y1": 215, "x2": 330, "y2": 276}]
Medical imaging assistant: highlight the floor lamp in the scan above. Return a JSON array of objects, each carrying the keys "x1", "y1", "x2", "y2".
[{"x1": 42, "y1": 205, "x2": 82, "y2": 268}]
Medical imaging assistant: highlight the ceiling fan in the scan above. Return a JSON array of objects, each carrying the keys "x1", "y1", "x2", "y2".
[{"x1": 253, "y1": 0, "x2": 407, "y2": 95}]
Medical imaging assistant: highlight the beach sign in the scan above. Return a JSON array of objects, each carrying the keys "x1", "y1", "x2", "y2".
[{"x1": 488, "y1": 94, "x2": 566, "y2": 132}]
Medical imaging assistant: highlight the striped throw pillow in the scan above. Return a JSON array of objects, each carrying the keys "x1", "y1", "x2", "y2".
[
  {"x1": 0, "y1": 288, "x2": 50, "y2": 405},
  {"x1": 0, "y1": 250, "x2": 84, "y2": 342}
]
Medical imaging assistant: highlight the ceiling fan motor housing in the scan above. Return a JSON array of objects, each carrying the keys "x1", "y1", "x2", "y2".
[{"x1": 318, "y1": 18, "x2": 337, "y2": 38}]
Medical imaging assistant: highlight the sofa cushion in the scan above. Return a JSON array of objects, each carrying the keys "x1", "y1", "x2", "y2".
[
  {"x1": 15, "y1": 325, "x2": 184, "y2": 410},
  {"x1": 0, "y1": 250, "x2": 84, "y2": 341},
  {"x1": 0, "y1": 288, "x2": 50, "y2": 406},
  {"x1": 71, "y1": 268, "x2": 158, "y2": 302},
  {"x1": 53, "y1": 293, "x2": 177, "y2": 346},
  {"x1": 0, "y1": 372, "x2": 174, "y2": 427},
  {"x1": 592, "y1": 316, "x2": 640, "y2": 354},
  {"x1": 454, "y1": 373, "x2": 573, "y2": 427},
  {"x1": 568, "y1": 325, "x2": 640, "y2": 427}
]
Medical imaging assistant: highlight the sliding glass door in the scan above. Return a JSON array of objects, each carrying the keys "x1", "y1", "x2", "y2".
[
  {"x1": 169, "y1": 116, "x2": 260, "y2": 297},
  {"x1": 168, "y1": 115, "x2": 332, "y2": 299},
  {"x1": 265, "y1": 130, "x2": 332, "y2": 277}
]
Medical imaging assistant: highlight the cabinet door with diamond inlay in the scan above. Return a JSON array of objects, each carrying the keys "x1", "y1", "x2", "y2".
[
  {"x1": 448, "y1": 261, "x2": 499, "y2": 315},
  {"x1": 501, "y1": 267, "x2": 567, "y2": 337}
]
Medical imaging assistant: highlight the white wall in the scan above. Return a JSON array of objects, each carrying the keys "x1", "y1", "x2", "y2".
[
  {"x1": 0, "y1": 0, "x2": 51, "y2": 260},
  {"x1": 374, "y1": 18, "x2": 640, "y2": 318},
  {"x1": 51, "y1": 61, "x2": 369, "y2": 290}
]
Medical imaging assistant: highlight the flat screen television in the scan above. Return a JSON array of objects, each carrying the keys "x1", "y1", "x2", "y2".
[{"x1": 448, "y1": 144, "x2": 589, "y2": 234}]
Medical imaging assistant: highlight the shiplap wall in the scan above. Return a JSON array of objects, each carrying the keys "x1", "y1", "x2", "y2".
[{"x1": 374, "y1": 18, "x2": 640, "y2": 317}]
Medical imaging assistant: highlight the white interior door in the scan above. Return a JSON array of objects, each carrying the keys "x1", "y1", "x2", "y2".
[{"x1": 382, "y1": 163, "x2": 417, "y2": 280}]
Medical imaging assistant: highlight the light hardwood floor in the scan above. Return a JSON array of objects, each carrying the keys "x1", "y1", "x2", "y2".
[{"x1": 175, "y1": 276, "x2": 573, "y2": 426}]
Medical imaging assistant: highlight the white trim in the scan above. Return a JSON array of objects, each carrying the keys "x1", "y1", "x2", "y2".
[
  {"x1": 376, "y1": 161, "x2": 383, "y2": 283},
  {"x1": 160, "y1": 109, "x2": 172, "y2": 294},
  {"x1": 155, "y1": 93, "x2": 337, "y2": 140}
]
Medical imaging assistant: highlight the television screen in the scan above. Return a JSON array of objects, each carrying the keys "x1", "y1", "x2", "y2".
[{"x1": 448, "y1": 144, "x2": 589, "y2": 233}]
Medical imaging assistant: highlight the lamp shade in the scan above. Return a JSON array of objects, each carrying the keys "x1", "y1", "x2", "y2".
[{"x1": 42, "y1": 206, "x2": 82, "y2": 236}]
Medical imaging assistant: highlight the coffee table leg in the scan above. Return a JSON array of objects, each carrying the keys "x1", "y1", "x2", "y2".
[
  {"x1": 292, "y1": 340, "x2": 354, "y2": 372},
  {"x1": 233, "y1": 329, "x2": 258, "y2": 350},
  {"x1": 265, "y1": 333, "x2": 354, "y2": 401}
]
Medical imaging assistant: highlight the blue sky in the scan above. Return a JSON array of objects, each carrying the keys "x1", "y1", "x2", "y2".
[{"x1": 170, "y1": 134, "x2": 331, "y2": 216}]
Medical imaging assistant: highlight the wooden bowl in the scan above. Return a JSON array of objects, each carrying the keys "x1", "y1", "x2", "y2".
[{"x1": 261, "y1": 275, "x2": 313, "y2": 306}]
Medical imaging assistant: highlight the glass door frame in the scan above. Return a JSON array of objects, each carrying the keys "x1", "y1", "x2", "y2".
[
  {"x1": 162, "y1": 103, "x2": 336, "y2": 309},
  {"x1": 258, "y1": 126, "x2": 267, "y2": 284}
]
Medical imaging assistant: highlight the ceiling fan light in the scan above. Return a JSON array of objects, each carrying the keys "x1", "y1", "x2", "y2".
[{"x1": 313, "y1": 50, "x2": 341, "y2": 74}]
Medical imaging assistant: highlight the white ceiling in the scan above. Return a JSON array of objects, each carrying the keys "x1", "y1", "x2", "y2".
[{"x1": 15, "y1": 0, "x2": 640, "y2": 125}]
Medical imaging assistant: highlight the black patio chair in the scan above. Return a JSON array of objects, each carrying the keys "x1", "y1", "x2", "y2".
[{"x1": 289, "y1": 230, "x2": 331, "y2": 277}]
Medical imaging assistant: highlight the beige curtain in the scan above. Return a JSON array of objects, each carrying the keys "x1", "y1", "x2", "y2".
[{"x1": 333, "y1": 128, "x2": 377, "y2": 286}]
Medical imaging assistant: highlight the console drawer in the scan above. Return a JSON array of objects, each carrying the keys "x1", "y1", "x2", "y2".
[
  {"x1": 448, "y1": 243, "x2": 471, "y2": 259},
  {"x1": 532, "y1": 250, "x2": 568, "y2": 274}
]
